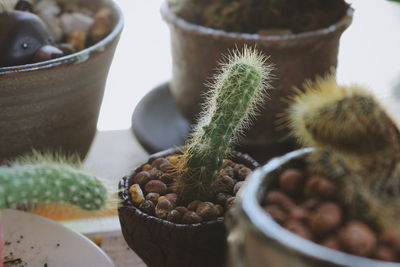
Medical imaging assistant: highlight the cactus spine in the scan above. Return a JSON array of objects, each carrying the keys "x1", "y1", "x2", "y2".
[
  {"x1": 176, "y1": 48, "x2": 272, "y2": 203},
  {"x1": 287, "y1": 74, "x2": 400, "y2": 229},
  {"x1": 0, "y1": 0, "x2": 17, "y2": 12},
  {"x1": 0, "y1": 152, "x2": 113, "y2": 220}
]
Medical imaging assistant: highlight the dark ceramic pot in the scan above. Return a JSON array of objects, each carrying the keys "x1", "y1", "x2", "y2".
[
  {"x1": 226, "y1": 148, "x2": 399, "y2": 267},
  {"x1": 118, "y1": 147, "x2": 259, "y2": 267},
  {"x1": 161, "y1": 2, "x2": 353, "y2": 158},
  {"x1": 0, "y1": 0, "x2": 123, "y2": 162}
]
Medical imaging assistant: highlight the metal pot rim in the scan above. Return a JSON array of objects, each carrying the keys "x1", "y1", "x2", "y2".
[
  {"x1": 239, "y1": 148, "x2": 400, "y2": 267},
  {"x1": 161, "y1": 1, "x2": 354, "y2": 44},
  {"x1": 0, "y1": 0, "x2": 124, "y2": 75}
]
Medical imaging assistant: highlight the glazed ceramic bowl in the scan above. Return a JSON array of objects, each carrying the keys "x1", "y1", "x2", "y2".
[
  {"x1": 226, "y1": 149, "x2": 399, "y2": 267},
  {"x1": 0, "y1": 0, "x2": 123, "y2": 162}
]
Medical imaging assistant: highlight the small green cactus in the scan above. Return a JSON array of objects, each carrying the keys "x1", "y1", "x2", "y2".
[
  {"x1": 287, "y1": 74, "x2": 400, "y2": 229},
  {"x1": 176, "y1": 48, "x2": 272, "y2": 203},
  {"x1": 0, "y1": 152, "x2": 112, "y2": 220}
]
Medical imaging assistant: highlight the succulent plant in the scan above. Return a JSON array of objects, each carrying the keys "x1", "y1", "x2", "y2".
[
  {"x1": 175, "y1": 48, "x2": 272, "y2": 203},
  {"x1": 287, "y1": 74, "x2": 400, "y2": 229},
  {"x1": 0, "y1": 152, "x2": 113, "y2": 221}
]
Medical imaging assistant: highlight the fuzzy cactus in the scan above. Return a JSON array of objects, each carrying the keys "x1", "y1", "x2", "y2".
[
  {"x1": 175, "y1": 48, "x2": 272, "y2": 203},
  {"x1": 0, "y1": 0, "x2": 17, "y2": 12},
  {"x1": 0, "y1": 152, "x2": 114, "y2": 221},
  {"x1": 287, "y1": 74, "x2": 400, "y2": 229}
]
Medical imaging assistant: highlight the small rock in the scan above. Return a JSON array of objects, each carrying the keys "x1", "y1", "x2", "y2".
[
  {"x1": 155, "y1": 199, "x2": 173, "y2": 219},
  {"x1": 214, "y1": 175, "x2": 235, "y2": 194},
  {"x1": 89, "y1": 7, "x2": 114, "y2": 43},
  {"x1": 145, "y1": 193, "x2": 160, "y2": 204},
  {"x1": 264, "y1": 191, "x2": 294, "y2": 212},
  {"x1": 139, "y1": 200, "x2": 155, "y2": 216},
  {"x1": 182, "y1": 211, "x2": 203, "y2": 224},
  {"x1": 264, "y1": 205, "x2": 287, "y2": 224},
  {"x1": 339, "y1": 221, "x2": 377, "y2": 257},
  {"x1": 196, "y1": 202, "x2": 218, "y2": 221},
  {"x1": 133, "y1": 171, "x2": 151, "y2": 187},
  {"x1": 164, "y1": 193, "x2": 178, "y2": 205},
  {"x1": 233, "y1": 181, "x2": 244, "y2": 196},
  {"x1": 67, "y1": 30, "x2": 87, "y2": 51},
  {"x1": 151, "y1": 158, "x2": 169, "y2": 169},
  {"x1": 61, "y1": 12, "x2": 94, "y2": 35},
  {"x1": 320, "y1": 236, "x2": 341, "y2": 251},
  {"x1": 308, "y1": 202, "x2": 342, "y2": 236},
  {"x1": 129, "y1": 184, "x2": 144, "y2": 205},
  {"x1": 35, "y1": 0, "x2": 61, "y2": 16},
  {"x1": 305, "y1": 175, "x2": 337, "y2": 199},
  {"x1": 216, "y1": 192, "x2": 232, "y2": 206},
  {"x1": 237, "y1": 167, "x2": 252, "y2": 181},
  {"x1": 175, "y1": 206, "x2": 189, "y2": 215},
  {"x1": 167, "y1": 209, "x2": 183, "y2": 223},
  {"x1": 144, "y1": 180, "x2": 167, "y2": 195},
  {"x1": 279, "y1": 169, "x2": 305, "y2": 195},
  {"x1": 374, "y1": 245, "x2": 396, "y2": 262},
  {"x1": 187, "y1": 200, "x2": 202, "y2": 211}
]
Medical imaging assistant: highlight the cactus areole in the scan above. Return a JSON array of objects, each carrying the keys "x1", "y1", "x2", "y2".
[{"x1": 176, "y1": 48, "x2": 272, "y2": 203}]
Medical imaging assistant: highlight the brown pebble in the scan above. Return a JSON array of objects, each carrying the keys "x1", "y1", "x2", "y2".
[
  {"x1": 175, "y1": 206, "x2": 189, "y2": 215},
  {"x1": 233, "y1": 181, "x2": 244, "y2": 196},
  {"x1": 284, "y1": 219, "x2": 313, "y2": 240},
  {"x1": 289, "y1": 205, "x2": 309, "y2": 221},
  {"x1": 142, "y1": 164, "x2": 152, "y2": 171},
  {"x1": 144, "y1": 180, "x2": 167, "y2": 194},
  {"x1": 67, "y1": 30, "x2": 86, "y2": 51},
  {"x1": 220, "y1": 166, "x2": 234, "y2": 178},
  {"x1": 216, "y1": 193, "x2": 232, "y2": 206},
  {"x1": 167, "y1": 209, "x2": 183, "y2": 223},
  {"x1": 308, "y1": 202, "x2": 342, "y2": 236},
  {"x1": 196, "y1": 202, "x2": 218, "y2": 221},
  {"x1": 214, "y1": 175, "x2": 235, "y2": 194},
  {"x1": 301, "y1": 198, "x2": 321, "y2": 210},
  {"x1": 320, "y1": 236, "x2": 341, "y2": 251},
  {"x1": 129, "y1": 184, "x2": 145, "y2": 205},
  {"x1": 155, "y1": 199, "x2": 173, "y2": 219},
  {"x1": 374, "y1": 245, "x2": 396, "y2": 262},
  {"x1": 167, "y1": 155, "x2": 180, "y2": 164},
  {"x1": 145, "y1": 193, "x2": 160, "y2": 204},
  {"x1": 279, "y1": 169, "x2": 304, "y2": 195},
  {"x1": 89, "y1": 7, "x2": 113, "y2": 43},
  {"x1": 160, "y1": 174, "x2": 174, "y2": 184},
  {"x1": 152, "y1": 158, "x2": 169, "y2": 169},
  {"x1": 233, "y1": 164, "x2": 246, "y2": 173},
  {"x1": 237, "y1": 167, "x2": 252, "y2": 181},
  {"x1": 159, "y1": 162, "x2": 173, "y2": 173},
  {"x1": 215, "y1": 204, "x2": 224, "y2": 216},
  {"x1": 133, "y1": 171, "x2": 150, "y2": 187},
  {"x1": 264, "y1": 191, "x2": 294, "y2": 212},
  {"x1": 305, "y1": 175, "x2": 337, "y2": 199},
  {"x1": 165, "y1": 193, "x2": 178, "y2": 205},
  {"x1": 264, "y1": 205, "x2": 287, "y2": 224},
  {"x1": 148, "y1": 169, "x2": 163, "y2": 180},
  {"x1": 223, "y1": 159, "x2": 234, "y2": 167},
  {"x1": 339, "y1": 221, "x2": 377, "y2": 257},
  {"x1": 188, "y1": 200, "x2": 202, "y2": 211},
  {"x1": 381, "y1": 228, "x2": 400, "y2": 252},
  {"x1": 225, "y1": 197, "x2": 236, "y2": 210},
  {"x1": 139, "y1": 200, "x2": 155, "y2": 216},
  {"x1": 182, "y1": 211, "x2": 203, "y2": 224}
]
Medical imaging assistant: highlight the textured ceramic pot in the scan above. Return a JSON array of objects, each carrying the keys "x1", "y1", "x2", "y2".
[
  {"x1": 161, "y1": 2, "x2": 353, "y2": 158},
  {"x1": 0, "y1": 0, "x2": 123, "y2": 162},
  {"x1": 118, "y1": 147, "x2": 259, "y2": 267},
  {"x1": 226, "y1": 148, "x2": 399, "y2": 267}
]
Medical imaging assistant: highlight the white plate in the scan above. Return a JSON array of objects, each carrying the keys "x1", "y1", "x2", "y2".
[{"x1": 2, "y1": 209, "x2": 114, "y2": 267}]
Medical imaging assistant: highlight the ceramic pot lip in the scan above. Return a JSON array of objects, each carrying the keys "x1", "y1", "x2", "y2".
[
  {"x1": 118, "y1": 147, "x2": 260, "y2": 229},
  {"x1": 161, "y1": 1, "x2": 354, "y2": 44},
  {"x1": 239, "y1": 148, "x2": 399, "y2": 267},
  {"x1": 0, "y1": 0, "x2": 124, "y2": 75}
]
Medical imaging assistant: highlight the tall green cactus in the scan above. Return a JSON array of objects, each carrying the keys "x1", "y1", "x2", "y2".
[
  {"x1": 0, "y1": 152, "x2": 111, "y2": 219},
  {"x1": 287, "y1": 74, "x2": 400, "y2": 229},
  {"x1": 176, "y1": 48, "x2": 272, "y2": 203}
]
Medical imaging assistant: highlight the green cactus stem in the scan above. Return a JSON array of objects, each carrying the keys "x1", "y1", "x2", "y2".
[
  {"x1": 287, "y1": 74, "x2": 400, "y2": 229},
  {"x1": 176, "y1": 48, "x2": 272, "y2": 203},
  {"x1": 0, "y1": 152, "x2": 112, "y2": 220}
]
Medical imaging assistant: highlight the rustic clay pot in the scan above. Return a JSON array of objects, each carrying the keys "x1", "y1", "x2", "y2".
[
  {"x1": 118, "y1": 147, "x2": 259, "y2": 267},
  {"x1": 0, "y1": 0, "x2": 123, "y2": 162},
  {"x1": 161, "y1": 2, "x2": 354, "y2": 159},
  {"x1": 226, "y1": 148, "x2": 398, "y2": 267}
]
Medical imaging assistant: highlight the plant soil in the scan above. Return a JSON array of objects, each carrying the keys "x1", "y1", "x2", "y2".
[
  {"x1": 262, "y1": 167, "x2": 400, "y2": 262},
  {"x1": 171, "y1": 0, "x2": 350, "y2": 34},
  {"x1": 129, "y1": 154, "x2": 252, "y2": 224}
]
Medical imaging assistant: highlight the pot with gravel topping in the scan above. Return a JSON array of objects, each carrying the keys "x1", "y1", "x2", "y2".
[
  {"x1": 0, "y1": 0, "x2": 123, "y2": 162},
  {"x1": 227, "y1": 76, "x2": 400, "y2": 266},
  {"x1": 118, "y1": 48, "x2": 272, "y2": 267}
]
